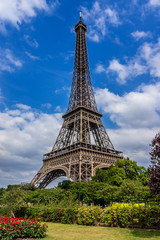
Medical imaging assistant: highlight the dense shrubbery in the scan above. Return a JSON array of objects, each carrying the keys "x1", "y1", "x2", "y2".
[
  {"x1": 1, "y1": 204, "x2": 160, "y2": 229},
  {"x1": 103, "y1": 203, "x2": 160, "y2": 228},
  {"x1": 77, "y1": 206, "x2": 103, "y2": 225},
  {"x1": 0, "y1": 215, "x2": 47, "y2": 239}
]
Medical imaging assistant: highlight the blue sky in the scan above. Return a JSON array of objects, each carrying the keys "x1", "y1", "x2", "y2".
[{"x1": 0, "y1": 0, "x2": 160, "y2": 188}]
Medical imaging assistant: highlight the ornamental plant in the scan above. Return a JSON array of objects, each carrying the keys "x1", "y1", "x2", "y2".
[{"x1": 0, "y1": 215, "x2": 47, "y2": 240}]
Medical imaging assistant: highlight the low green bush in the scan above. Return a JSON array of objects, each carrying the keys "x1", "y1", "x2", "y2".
[
  {"x1": 1, "y1": 204, "x2": 160, "y2": 229},
  {"x1": 62, "y1": 208, "x2": 77, "y2": 224},
  {"x1": 77, "y1": 206, "x2": 103, "y2": 226}
]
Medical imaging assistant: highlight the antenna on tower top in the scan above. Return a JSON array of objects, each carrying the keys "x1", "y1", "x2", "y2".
[{"x1": 80, "y1": 10, "x2": 82, "y2": 20}]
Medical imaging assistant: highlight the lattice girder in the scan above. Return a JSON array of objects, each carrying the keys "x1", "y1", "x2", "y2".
[{"x1": 31, "y1": 15, "x2": 123, "y2": 188}]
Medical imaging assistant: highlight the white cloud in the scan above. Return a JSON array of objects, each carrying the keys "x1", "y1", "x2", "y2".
[
  {"x1": 41, "y1": 103, "x2": 52, "y2": 109},
  {"x1": 108, "y1": 128, "x2": 157, "y2": 166},
  {"x1": 105, "y1": 8, "x2": 120, "y2": 25},
  {"x1": 140, "y1": 38, "x2": 160, "y2": 77},
  {"x1": 0, "y1": 0, "x2": 59, "y2": 33},
  {"x1": 24, "y1": 35, "x2": 39, "y2": 48},
  {"x1": 131, "y1": 31, "x2": 151, "y2": 40},
  {"x1": 148, "y1": 0, "x2": 160, "y2": 6},
  {"x1": 96, "y1": 38, "x2": 160, "y2": 84},
  {"x1": 96, "y1": 59, "x2": 146, "y2": 84},
  {"x1": 95, "y1": 64, "x2": 105, "y2": 73},
  {"x1": 108, "y1": 59, "x2": 147, "y2": 84},
  {"x1": 96, "y1": 82, "x2": 160, "y2": 128},
  {"x1": 15, "y1": 104, "x2": 31, "y2": 111},
  {"x1": 95, "y1": 82, "x2": 160, "y2": 166},
  {"x1": 25, "y1": 51, "x2": 40, "y2": 60},
  {"x1": 0, "y1": 48, "x2": 23, "y2": 72},
  {"x1": 0, "y1": 105, "x2": 62, "y2": 187},
  {"x1": 81, "y1": 1, "x2": 121, "y2": 42},
  {"x1": 54, "y1": 105, "x2": 62, "y2": 112}
]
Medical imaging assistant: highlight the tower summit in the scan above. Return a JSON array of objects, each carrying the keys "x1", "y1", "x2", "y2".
[{"x1": 31, "y1": 14, "x2": 123, "y2": 188}]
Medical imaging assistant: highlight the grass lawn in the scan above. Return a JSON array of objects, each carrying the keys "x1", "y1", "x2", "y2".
[{"x1": 44, "y1": 223, "x2": 160, "y2": 240}]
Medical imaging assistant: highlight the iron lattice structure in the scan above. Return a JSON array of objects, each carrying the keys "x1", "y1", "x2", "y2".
[{"x1": 31, "y1": 15, "x2": 123, "y2": 188}]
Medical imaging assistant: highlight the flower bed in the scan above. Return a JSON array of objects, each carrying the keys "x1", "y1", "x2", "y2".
[{"x1": 0, "y1": 215, "x2": 47, "y2": 240}]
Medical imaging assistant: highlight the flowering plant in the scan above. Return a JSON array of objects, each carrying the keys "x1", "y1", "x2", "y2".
[{"x1": 0, "y1": 215, "x2": 47, "y2": 239}]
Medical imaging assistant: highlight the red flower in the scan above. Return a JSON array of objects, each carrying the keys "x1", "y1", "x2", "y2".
[
  {"x1": 9, "y1": 229, "x2": 12, "y2": 231},
  {"x1": 20, "y1": 226, "x2": 23, "y2": 229},
  {"x1": 5, "y1": 228, "x2": 8, "y2": 230}
]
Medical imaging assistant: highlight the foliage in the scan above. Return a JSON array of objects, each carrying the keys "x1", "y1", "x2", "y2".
[
  {"x1": 77, "y1": 206, "x2": 103, "y2": 226},
  {"x1": 58, "y1": 180, "x2": 72, "y2": 190},
  {"x1": 0, "y1": 215, "x2": 47, "y2": 239},
  {"x1": 24, "y1": 206, "x2": 77, "y2": 224},
  {"x1": 0, "y1": 188, "x2": 5, "y2": 204},
  {"x1": 13, "y1": 204, "x2": 160, "y2": 229},
  {"x1": 116, "y1": 158, "x2": 147, "y2": 180},
  {"x1": 92, "y1": 158, "x2": 148, "y2": 186},
  {"x1": 2, "y1": 187, "x2": 27, "y2": 215},
  {"x1": 92, "y1": 166, "x2": 126, "y2": 186},
  {"x1": 62, "y1": 208, "x2": 77, "y2": 224},
  {"x1": 21, "y1": 183, "x2": 37, "y2": 191},
  {"x1": 149, "y1": 132, "x2": 160, "y2": 195},
  {"x1": 26, "y1": 187, "x2": 77, "y2": 207},
  {"x1": 103, "y1": 203, "x2": 160, "y2": 228}
]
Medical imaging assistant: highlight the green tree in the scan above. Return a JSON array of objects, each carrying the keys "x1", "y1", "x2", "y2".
[
  {"x1": 58, "y1": 180, "x2": 72, "y2": 190},
  {"x1": 0, "y1": 188, "x2": 5, "y2": 204},
  {"x1": 92, "y1": 166, "x2": 126, "y2": 186},
  {"x1": 21, "y1": 183, "x2": 37, "y2": 191},
  {"x1": 2, "y1": 186, "x2": 27, "y2": 216},
  {"x1": 148, "y1": 132, "x2": 160, "y2": 196},
  {"x1": 116, "y1": 157, "x2": 148, "y2": 184}
]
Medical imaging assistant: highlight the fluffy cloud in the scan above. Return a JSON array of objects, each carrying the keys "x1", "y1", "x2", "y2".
[
  {"x1": 108, "y1": 59, "x2": 146, "y2": 84},
  {"x1": 81, "y1": 1, "x2": 120, "y2": 42},
  {"x1": 0, "y1": 49, "x2": 23, "y2": 72},
  {"x1": 0, "y1": 0, "x2": 59, "y2": 32},
  {"x1": 95, "y1": 82, "x2": 160, "y2": 166},
  {"x1": 96, "y1": 38, "x2": 160, "y2": 84},
  {"x1": 148, "y1": 0, "x2": 160, "y2": 6},
  {"x1": 0, "y1": 105, "x2": 62, "y2": 187},
  {"x1": 96, "y1": 82, "x2": 160, "y2": 128},
  {"x1": 131, "y1": 31, "x2": 151, "y2": 41}
]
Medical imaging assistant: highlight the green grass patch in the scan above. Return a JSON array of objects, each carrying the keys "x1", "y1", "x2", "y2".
[{"x1": 44, "y1": 223, "x2": 160, "y2": 240}]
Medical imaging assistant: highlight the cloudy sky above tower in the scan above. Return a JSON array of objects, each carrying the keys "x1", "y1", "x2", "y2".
[{"x1": 0, "y1": 0, "x2": 160, "y2": 188}]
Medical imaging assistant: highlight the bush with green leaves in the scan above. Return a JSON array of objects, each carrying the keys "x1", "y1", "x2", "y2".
[{"x1": 77, "y1": 206, "x2": 103, "y2": 226}]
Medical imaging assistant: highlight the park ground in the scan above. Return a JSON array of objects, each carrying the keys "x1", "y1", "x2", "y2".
[{"x1": 44, "y1": 223, "x2": 160, "y2": 240}]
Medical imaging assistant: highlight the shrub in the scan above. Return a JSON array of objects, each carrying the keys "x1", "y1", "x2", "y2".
[
  {"x1": 77, "y1": 206, "x2": 103, "y2": 226},
  {"x1": 62, "y1": 208, "x2": 77, "y2": 224}
]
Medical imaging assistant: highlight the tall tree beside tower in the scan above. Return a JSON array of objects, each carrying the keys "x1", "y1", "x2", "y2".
[{"x1": 149, "y1": 132, "x2": 160, "y2": 195}]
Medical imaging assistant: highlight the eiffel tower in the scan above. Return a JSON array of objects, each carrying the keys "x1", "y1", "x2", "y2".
[{"x1": 31, "y1": 13, "x2": 123, "y2": 188}]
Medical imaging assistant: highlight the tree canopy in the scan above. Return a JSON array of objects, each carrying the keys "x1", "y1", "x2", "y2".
[{"x1": 149, "y1": 132, "x2": 160, "y2": 195}]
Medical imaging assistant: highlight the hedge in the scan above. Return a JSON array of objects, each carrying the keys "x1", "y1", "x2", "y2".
[{"x1": 1, "y1": 204, "x2": 160, "y2": 228}]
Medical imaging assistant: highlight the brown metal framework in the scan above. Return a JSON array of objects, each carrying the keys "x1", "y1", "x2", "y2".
[{"x1": 31, "y1": 15, "x2": 123, "y2": 188}]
